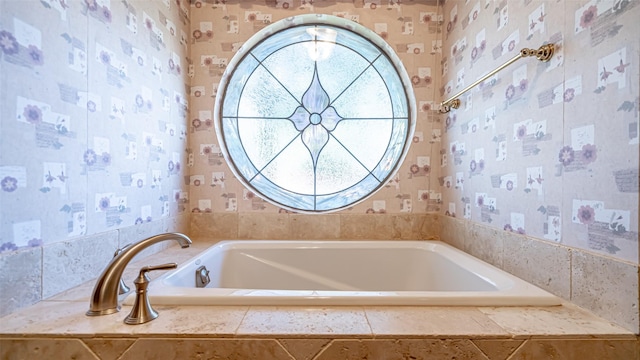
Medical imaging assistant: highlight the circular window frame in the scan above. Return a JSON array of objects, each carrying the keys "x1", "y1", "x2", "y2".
[{"x1": 214, "y1": 14, "x2": 416, "y2": 214}]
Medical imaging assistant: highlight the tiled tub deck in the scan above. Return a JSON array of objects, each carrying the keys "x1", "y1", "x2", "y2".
[{"x1": 1, "y1": 242, "x2": 637, "y2": 360}]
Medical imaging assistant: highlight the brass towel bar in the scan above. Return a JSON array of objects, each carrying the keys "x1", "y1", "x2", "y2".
[{"x1": 439, "y1": 44, "x2": 555, "y2": 113}]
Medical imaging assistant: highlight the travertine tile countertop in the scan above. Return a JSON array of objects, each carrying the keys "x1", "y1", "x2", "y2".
[{"x1": 1, "y1": 240, "x2": 638, "y2": 359}]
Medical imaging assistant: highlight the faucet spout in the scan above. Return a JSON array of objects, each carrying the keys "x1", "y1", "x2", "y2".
[{"x1": 86, "y1": 232, "x2": 192, "y2": 316}]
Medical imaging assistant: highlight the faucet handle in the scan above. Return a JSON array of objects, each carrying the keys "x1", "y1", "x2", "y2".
[
  {"x1": 124, "y1": 262, "x2": 177, "y2": 325},
  {"x1": 139, "y1": 263, "x2": 178, "y2": 274}
]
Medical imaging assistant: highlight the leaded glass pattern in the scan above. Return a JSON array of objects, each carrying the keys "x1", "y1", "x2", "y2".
[{"x1": 214, "y1": 14, "x2": 416, "y2": 213}]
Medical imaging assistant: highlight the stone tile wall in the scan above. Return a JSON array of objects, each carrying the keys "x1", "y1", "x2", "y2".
[{"x1": 440, "y1": 214, "x2": 639, "y2": 333}]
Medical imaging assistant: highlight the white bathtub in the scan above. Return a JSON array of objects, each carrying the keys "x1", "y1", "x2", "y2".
[{"x1": 124, "y1": 240, "x2": 561, "y2": 307}]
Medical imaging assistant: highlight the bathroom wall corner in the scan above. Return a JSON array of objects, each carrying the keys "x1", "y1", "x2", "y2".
[
  {"x1": 0, "y1": 247, "x2": 42, "y2": 318},
  {"x1": 467, "y1": 222, "x2": 504, "y2": 269},
  {"x1": 571, "y1": 249, "x2": 639, "y2": 334},
  {"x1": 438, "y1": 215, "x2": 469, "y2": 250},
  {"x1": 502, "y1": 234, "x2": 571, "y2": 300},
  {"x1": 416, "y1": 213, "x2": 440, "y2": 240},
  {"x1": 162, "y1": 213, "x2": 191, "y2": 237}
]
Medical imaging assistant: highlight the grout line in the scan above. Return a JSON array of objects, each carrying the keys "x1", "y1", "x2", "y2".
[
  {"x1": 274, "y1": 338, "x2": 296, "y2": 360},
  {"x1": 568, "y1": 248, "x2": 573, "y2": 303},
  {"x1": 505, "y1": 338, "x2": 528, "y2": 360},
  {"x1": 361, "y1": 306, "x2": 375, "y2": 338},
  {"x1": 233, "y1": 306, "x2": 251, "y2": 335},
  {"x1": 310, "y1": 339, "x2": 336, "y2": 360}
]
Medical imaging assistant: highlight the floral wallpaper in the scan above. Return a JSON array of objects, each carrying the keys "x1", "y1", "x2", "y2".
[
  {"x1": 0, "y1": 0, "x2": 191, "y2": 251},
  {"x1": 188, "y1": 0, "x2": 442, "y2": 215},
  {"x1": 439, "y1": 0, "x2": 639, "y2": 263},
  {"x1": 1, "y1": 0, "x2": 443, "y2": 253},
  {"x1": 2, "y1": 0, "x2": 637, "y2": 267}
]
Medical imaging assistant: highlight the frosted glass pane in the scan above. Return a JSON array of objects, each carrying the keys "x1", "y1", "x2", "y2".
[
  {"x1": 315, "y1": 173, "x2": 381, "y2": 211},
  {"x1": 315, "y1": 137, "x2": 369, "y2": 195},
  {"x1": 331, "y1": 119, "x2": 393, "y2": 171},
  {"x1": 334, "y1": 29, "x2": 381, "y2": 62},
  {"x1": 315, "y1": 44, "x2": 371, "y2": 102},
  {"x1": 250, "y1": 27, "x2": 313, "y2": 61},
  {"x1": 222, "y1": 56, "x2": 259, "y2": 117},
  {"x1": 238, "y1": 118, "x2": 299, "y2": 170},
  {"x1": 261, "y1": 44, "x2": 316, "y2": 101},
  {"x1": 372, "y1": 118, "x2": 408, "y2": 179},
  {"x1": 239, "y1": 65, "x2": 301, "y2": 118},
  {"x1": 373, "y1": 56, "x2": 409, "y2": 117},
  {"x1": 250, "y1": 173, "x2": 316, "y2": 209},
  {"x1": 330, "y1": 66, "x2": 392, "y2": 119},
  {"x1": 261, "y1": 136, "x2": 315, "y2": 195},
  {"x1": 222, "y1": 117, "x2": 258, "y2": 180}
]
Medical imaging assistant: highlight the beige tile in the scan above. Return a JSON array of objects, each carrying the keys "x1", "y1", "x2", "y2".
[
  {"x1": 472, "y1": 339, "x2": 524, "y2": 360},
  {"x1": 364, "y1": 214, "x2": 396, "y2": 240},
  {"x1": 340, "y1": 214, "x2": 378, "y2": 239},
  {"x1": 315, "y1": 339, "x2": 489, "y2": 360},
  {"x1": 83, "y1": 338, "x2": 136, "y2": 360},
  {"x1": 0, "y1": 246, "x2": 42, "y2": 318},
  {"x1": 120, "y1": 339, "x2": 293, "y2": 360},
  {"x1": 467, "y1": 223, "x2": 504, "y2": 268},
  {"x1": 278, "y1": 338, "x2": 331, "y2": 360},
  {"x1": 478, "y1": 303, "x2": 634, "y2": 338},
  {"x1": 198, "y1": 212, "x2": 239, "y2": 239},
  {"x1": 571, "y1": 249, "x2": 639, "y2": 333},
  {"x1": 389, "y1": 213, "x2": 440, "y2": 240},
  {"x1": 365, "y1": 307, "x2": 509, "y2": 338},
  {"x1": 418, "y1": 213, "x2": 440, "y2": 240},
  {"x1": 0, "y1": 338, "x2": 99, "y2": 360},
  {"x1": 502, "y1": 234, "x2": 571, "y2": 299},
  {"x1": 347, "y1": 214, "x2": 432, "y2": 240},
  {"x1": 0, "y1": 300, "x2": 127, "y2": 335},
  {"x1": 236, "y1": 307, "x2": 372, "y2": 337},
  {"x1": 438, "y1": 215, "x2": 468, "y2": 250},
  {"x1": 0, "y1": 299, "x2": 248, "y2": 336},
  {"x1": 42, "y1": 230, "x2": 119, "y2": 299},
  {"x1": 290, "y1": 214, "x2": 340, "y2": 240},
  {"x1": 392, "y1": 214, "x2": 430, "y2": 240},
  {"x1": 509, "y1": 339, "x2": 638, "y2": 360},
  {"x1": 123, "y1": 305, "x2": 249, "y2": 336},
  {"x1": 190, "y1": 213, "x2": 213, "y2": 239},
  {"x1": 238, "y1": 212, "x2": 290, "y2": 239}
]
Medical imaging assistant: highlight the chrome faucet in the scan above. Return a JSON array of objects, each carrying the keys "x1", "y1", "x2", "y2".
[{"x1": 86, "y1": 232, "x2": 192, "y2": 316}]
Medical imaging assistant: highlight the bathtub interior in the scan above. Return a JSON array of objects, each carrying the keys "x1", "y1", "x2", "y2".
[
  {"x1": 122, "y1": 240, "x2": 562, "y2": 307},
  {"x1": 165, "y1": 246, "x2": 500, "y2": 292}
]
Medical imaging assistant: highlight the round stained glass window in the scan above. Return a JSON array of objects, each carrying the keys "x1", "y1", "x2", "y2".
[{"x1": 214, "y1": 14, "x2": 416, "y2": 213}]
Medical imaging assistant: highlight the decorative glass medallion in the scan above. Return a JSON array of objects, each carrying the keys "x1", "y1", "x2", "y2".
[{"x1": 214, "y1": 14, "x2": 416, "y2": 213}]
